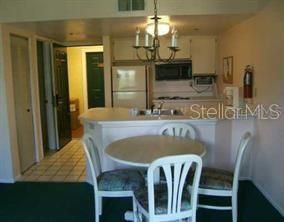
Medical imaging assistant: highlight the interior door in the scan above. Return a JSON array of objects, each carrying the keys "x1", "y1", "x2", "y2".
[
  {"x1": 37, "y1": 41, "x2": 49, "y2": 154},
  {"x1": 53, "y1": 45, "x2": 72, "y2": 148},
  {"x1": 10, "y1": 35, "x2": 36, "y2": 172},
  {"x1": 86, "y1": 52, "x2": 105, "y2": 108}
]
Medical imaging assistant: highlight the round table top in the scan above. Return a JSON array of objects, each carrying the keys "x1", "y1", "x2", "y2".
[{"x1": 105, "y1": 135, "x2": 206, "y2": 167}]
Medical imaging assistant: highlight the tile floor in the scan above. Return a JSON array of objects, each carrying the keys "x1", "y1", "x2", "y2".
[{"x1": 19, "y1": 139, "x2": 86, "y2": 182}]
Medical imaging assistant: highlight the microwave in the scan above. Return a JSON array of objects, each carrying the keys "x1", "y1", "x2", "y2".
[
  {"x1": 193, "y1": 75, "x2": 216, "y2": 85},
  {"x1": 155, "y1": 60, "x2": 192, "y2": 81}
]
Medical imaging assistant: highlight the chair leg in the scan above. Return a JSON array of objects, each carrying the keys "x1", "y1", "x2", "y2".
[
  {"x1": 98, "y1": 196, "x2": 103, "y2": 215},
  {"x1": 95, "y1": 197, "x2": 100, "y2": 222},
  {"x1": 132, "y1": 197, "x2": 138, "y2": 222},
  {"x1": 232, "y1": 195, "x2": 237, "y2": 222}
]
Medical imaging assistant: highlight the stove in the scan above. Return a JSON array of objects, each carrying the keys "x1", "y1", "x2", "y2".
[{"x1": 157, "y1": 96, "x2": 191, "y2": 100}]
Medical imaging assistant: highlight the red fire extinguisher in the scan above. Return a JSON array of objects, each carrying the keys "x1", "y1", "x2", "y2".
[{"x1": 243, "y1": 65, "x2": 253, "y2": 98}]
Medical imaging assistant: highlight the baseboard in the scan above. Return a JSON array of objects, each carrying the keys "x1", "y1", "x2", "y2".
[
  {"x1": 0, "y1": 178, "x2": 15, "y2": 183},
  {"x1": 0, "y1": 173, "x2": 21, "y2": 184},
  {"x1": 252, "y1": 181, "x2": 284, "y2": 217}
]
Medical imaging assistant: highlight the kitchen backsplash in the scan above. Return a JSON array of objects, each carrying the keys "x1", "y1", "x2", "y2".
[{"x1": 153, "y1": 80, "x2": 217, "y2": 99}]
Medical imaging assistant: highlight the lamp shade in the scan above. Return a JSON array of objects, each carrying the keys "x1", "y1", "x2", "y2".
[{"x1": 146, "y1": 22, "x2": 170, "y2": 36}]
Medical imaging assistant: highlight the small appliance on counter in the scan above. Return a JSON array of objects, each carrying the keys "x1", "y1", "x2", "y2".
[
  {"x1": 223, "y1": 87, "x2": 242, "y2": 108},
  {"x1": 193, "y1": 74, "x2": 216, "y2": 86}
]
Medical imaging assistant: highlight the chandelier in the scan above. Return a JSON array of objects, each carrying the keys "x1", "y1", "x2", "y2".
[{"x1": 133, "y1": 0, "x2": 179, "y2": 63}]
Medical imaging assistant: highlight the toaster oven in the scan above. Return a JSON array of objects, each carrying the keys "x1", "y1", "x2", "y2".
[{"x1": 193, "y1": 75, "x2": 216, "y2": 86}]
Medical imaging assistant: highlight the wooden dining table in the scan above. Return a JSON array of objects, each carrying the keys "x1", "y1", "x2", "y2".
[{"x1": 105, "y1": 135, "x2": 206, "y2": 167}]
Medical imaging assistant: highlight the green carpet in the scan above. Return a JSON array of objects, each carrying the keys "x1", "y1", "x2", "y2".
[{"x1": 0, "y1": 181, "x2": 283, "y2": 222}]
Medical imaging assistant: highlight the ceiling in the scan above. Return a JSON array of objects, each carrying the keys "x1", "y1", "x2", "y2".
[{"x1": 11, "y1": 14, "x2": 252, "y2": 45}]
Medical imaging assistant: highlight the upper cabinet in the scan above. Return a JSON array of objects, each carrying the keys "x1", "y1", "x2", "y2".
[
  {"x1": 190, "y1": 37, "x2": 216, "y2": 75},
  {"x1": 157, "y1": 36, "x2": 190, "y2": 59},
  {"x1": 113, "y1": 38, "x2": 136, "y2": 60},
  {"x1": 113, "y1": 38, "x2": 147, "y2": 61},
  {"x1": 113, "y1": 36, "x2": 217, "y2": 73}
]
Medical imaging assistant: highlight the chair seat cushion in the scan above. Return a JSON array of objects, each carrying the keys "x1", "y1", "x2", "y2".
[
  {"x1": 134, "y1": 184, "x2": 191, "y2": 215},
  {"x1": 198, "y1": 167, "x2": 233, "y2": 190},
  {"x1": 98, "y1": 169, "x2": 144, "y2": 192}
]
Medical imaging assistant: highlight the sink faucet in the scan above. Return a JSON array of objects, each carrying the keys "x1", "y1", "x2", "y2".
[
  {"x1": 150, "y1": 104, "x2": 156, "y2": 114},
  {"x1": 157, "y1": 101, "x2": 165, "y2": 115}
]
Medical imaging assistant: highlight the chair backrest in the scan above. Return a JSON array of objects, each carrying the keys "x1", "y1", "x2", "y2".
[
  {"x1": 158, "y1": 123, "x2": 196, "y2": 139},
  {"x1": 82, "y1": 134, "x2": 102, "y2": 192},
  {"x1": 147, "y1": 155, "x2": 202, "y2": 222},
  {"x1": 232, "y1": 132, "x2": 252, "y2": 191}
]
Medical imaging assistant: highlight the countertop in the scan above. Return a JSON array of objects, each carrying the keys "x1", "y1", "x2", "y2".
[
  {"x1": 79, "y1": 108, "x2": 194, "y2": 123},
  {"x1": 79, "y1": 107, "x2": 255, "y2": 123}
]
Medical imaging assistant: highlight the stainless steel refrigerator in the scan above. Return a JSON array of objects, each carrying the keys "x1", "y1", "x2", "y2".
[{"x1": 112, "y1": 66, "x2": 147, "y2": 109}]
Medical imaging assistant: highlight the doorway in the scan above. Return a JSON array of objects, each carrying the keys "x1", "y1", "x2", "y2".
[
  {"x1": 37, "y1": 41, "x2": 49, "y2": 154},
  {"x1": 36, "y1": 40, "x2": 58, "y2": 152},
  {"x1": 86, "y1": 52, "x2": 105, "y2": 108},
  {"x1": 53, "y1": 44, "x2": 72, "y2": 148},
  {"x1": 10, "y1": 34, "x2": 36, "y2": 172},
  {"x1": 66, "y1": 46, "x2": 104, "y2": 138}
]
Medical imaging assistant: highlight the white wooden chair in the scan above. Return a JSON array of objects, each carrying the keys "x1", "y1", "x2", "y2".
[
  {"x1": 158, "y1": 123, "x2": 196, "y2": 139},
  {"x1": 82, "y1": 134, "x2": 144, "y2": 222},
  {"x1": 134, "y1": 154, "x2": 202, "y2": 222},
  {"x1": 191, "y1": 132, "x2": 252, "y2": 222}
]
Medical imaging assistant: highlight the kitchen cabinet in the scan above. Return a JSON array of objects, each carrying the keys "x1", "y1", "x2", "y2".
[
  {"x1": 113, "y1": 38, "x2": 147, "y2": 61},
  {"x1": 113, "y1": 38, "x2": 136, "y2": 60},
  {"x1": 190, "y1": 37, "x2": 216, "y2": 75},
  {"x1": 158, "y1": 36, "x2": 190, "y2": 59},
  {"x1": 113, "y1": 36, "x2": 217, "y2": 70},
  {"x1": 113, "y1": 36, "x2": 191, "y2": 61}
]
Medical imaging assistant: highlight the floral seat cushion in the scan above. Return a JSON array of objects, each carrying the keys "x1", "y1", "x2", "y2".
[
  {"x1": 188, "y1": 167, "x2": 233, "y2": 190},
  {"x1": 98, "y1": 169, "x2": 145, "y2": 192},
  {"x1": 134, "y1": 184, "x2": 191, "y2": 215}
]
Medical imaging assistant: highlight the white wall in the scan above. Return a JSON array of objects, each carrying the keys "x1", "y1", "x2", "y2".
[
  {"x1": 0, "y1": 0, "x2": 266, "y2": 23},
  {"x1": 0, "y1": 24, "x2": 15, "y2": 182},
  {"x1": 218, "y1": 0, "x2": 284, "y2": 215}
]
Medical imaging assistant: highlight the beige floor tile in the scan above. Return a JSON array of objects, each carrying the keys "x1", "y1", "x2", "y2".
[
  {"x1": 22, "y1": 175, "x2": 39, "y2": 181},
  {"x1": 51, "y1": 175, "x2": 67, "y2": 181},
  {"x1": 48, "y1": 166, "x2": 62, "y2": 171},
  {"x1": 37, "y1": 175, "x2": 53, "y2": 181},
  {"x1": 36, "y1": 165, "x2": 50, "y2": 171},
  {"x1": 51, "y1": 162, "x2": 64, "y2": 167},
  {"x1": 64, "y1": 175, "x2": 80, "y2": 181},
  {"x1": 76, "y1": 166, "x2": 86, "y2": 171},
  {"x1": 44, "y1": 169, "x2": 59, "y2": 176},
  {"x1": 60, "y1": 165, "x2": 74, "y2": 171},
  {"x1": 61, "y1": 163, "x2": 76, "y2": 168},
  {"x1": 78, "y1": 175, "x2": 86, "y2": 182},
  {"x1": 55, "y1": 170, "x2": 71, "y2": 176},
  {"x1": 68, "y1": 170, "x2": 84, "y2": 176},
  {"x1": 30, "y1": 170, "x2": 46, "y2": 176},
  {"x1": 23, "y1": 170, "x2": 34, "y2": 176}
]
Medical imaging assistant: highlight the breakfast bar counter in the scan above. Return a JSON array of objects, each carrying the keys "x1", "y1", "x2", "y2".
[{"x1": 80, "y1": 108, "x2": 254, "y2": 181}]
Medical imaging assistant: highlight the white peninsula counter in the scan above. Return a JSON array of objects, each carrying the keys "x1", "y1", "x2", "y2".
[{"x1": 80, "y1": 108, "x2": 254, "y2": 179}]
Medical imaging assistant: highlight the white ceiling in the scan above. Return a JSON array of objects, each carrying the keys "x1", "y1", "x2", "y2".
[{"x1": 11, "y1": 14, "x2": 252, "y2": 45}]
